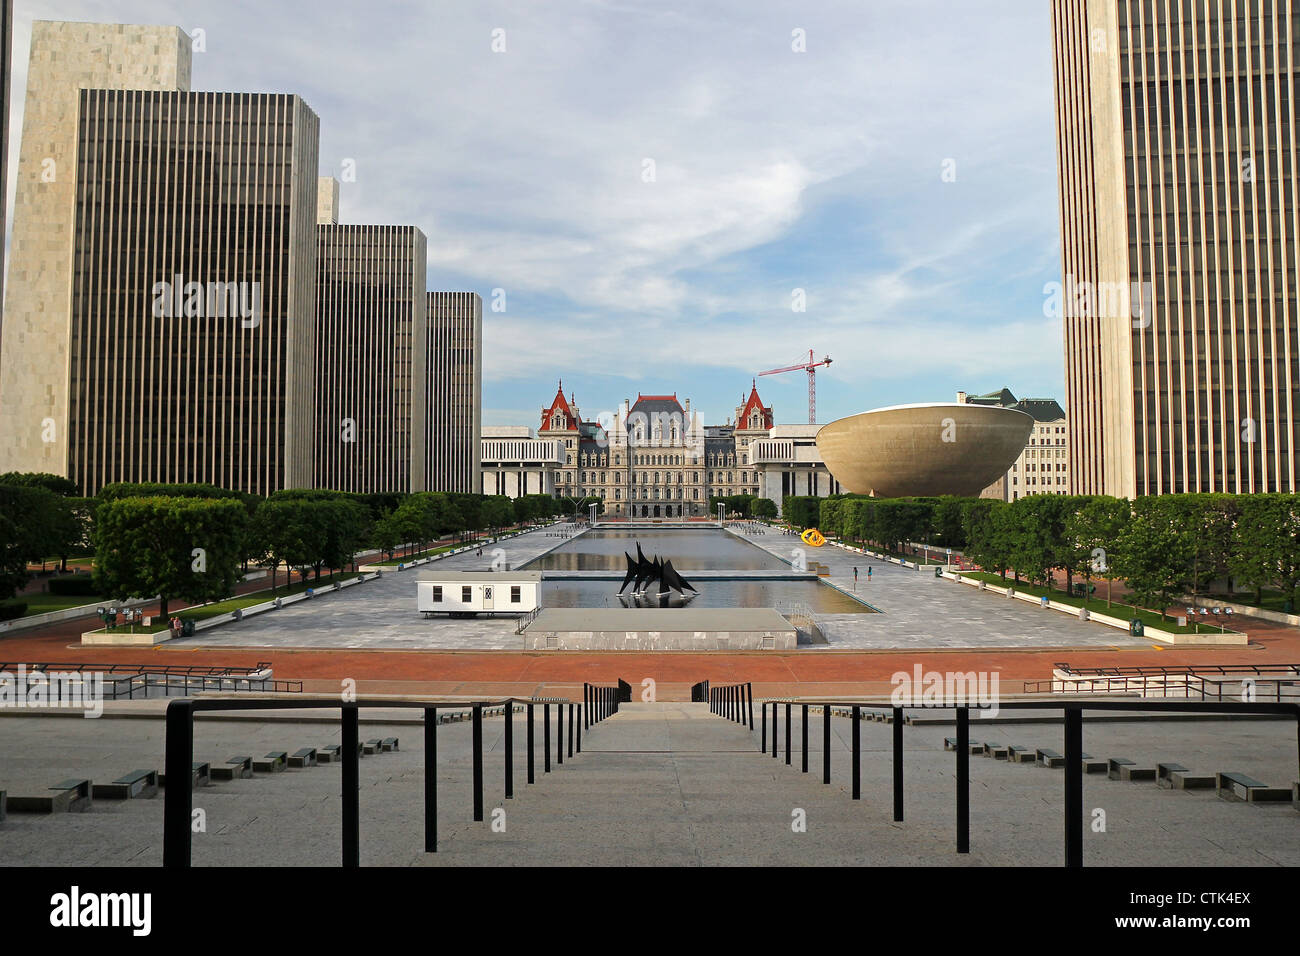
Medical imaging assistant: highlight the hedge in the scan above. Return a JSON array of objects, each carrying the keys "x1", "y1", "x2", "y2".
[{"x1": 47, "y1": 574, "x2": 99, "y2": 596}]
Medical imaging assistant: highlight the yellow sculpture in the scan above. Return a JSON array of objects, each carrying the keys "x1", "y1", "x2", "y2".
[{"x1": 800, "y1": 528, "x2": 825, "y2": 547}]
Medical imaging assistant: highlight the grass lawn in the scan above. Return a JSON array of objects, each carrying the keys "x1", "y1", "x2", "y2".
[{"x1": 955, "y1": 571, "x2": 1231, "y2": 635}]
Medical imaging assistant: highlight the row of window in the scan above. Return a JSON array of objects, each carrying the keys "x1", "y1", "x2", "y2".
[{"x1": 427, "y1": 585, "x2": 522, "y2": 603}]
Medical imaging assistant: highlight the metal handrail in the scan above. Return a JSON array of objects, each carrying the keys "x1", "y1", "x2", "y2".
[
  {"x1": 707, "y1": 681, "x2": 754, "y2": 731},
  {"x1": 1024, "y1": 673, "x2": 1300, "y2": 701},
  {"x1": 1, "y1": 659, "x2": 278, "y2": 677},
  {"x1": 1053, "y1": 661, "x2": 1300, "y2": 678},
  {"x1": 756, "y1": 696, "x2": 1300, "y2": 868},
  {"x1": 165, "y1": 686, "x2": 625, "y2": 868}
]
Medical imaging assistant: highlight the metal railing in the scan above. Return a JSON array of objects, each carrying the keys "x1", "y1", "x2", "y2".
[
  {"x1": 708, "y1": 682, "x2": 754, "y2": 730},
  {"x1": 1025, "y1": 662, "x2": 1300, "y2": 701},
  {"x1": 0, "y1": 660, "x2": 302, "y2": 700},
  {"x1": 758, "y1": 697, "x2": 1300, "y2": 868},
  {"x1": 514, "y1": 606, "x2": 542, "y2": 634},
  {"x1": 163, "y1": 686, "x2": 624, "y2": 867}
]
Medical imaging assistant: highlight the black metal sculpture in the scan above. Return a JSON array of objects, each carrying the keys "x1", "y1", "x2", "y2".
[{"x1": 618, "y1": 543, "x2": 697, "y2": 597}]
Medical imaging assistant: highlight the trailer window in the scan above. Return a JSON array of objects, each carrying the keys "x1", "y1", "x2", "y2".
[
  {"x1": 462, "y1": 586, "x2": 472, "y2": 602},
  {"x1": 432, "y1": 586, "x2": 442, "y2": 602},
  {"x1": 511, "y1": 586, "x2": 521, "y2": 603}
]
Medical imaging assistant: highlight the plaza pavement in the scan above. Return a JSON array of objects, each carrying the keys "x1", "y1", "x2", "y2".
[
  {"x1": 0, "y1": 704, "x2": 1295, "y2": 866},
  {"x1": 179, "y1": 522, "x2": 1151, "y2": 653}
]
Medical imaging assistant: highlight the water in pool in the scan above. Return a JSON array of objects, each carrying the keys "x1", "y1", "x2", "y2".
[
  {"x1": 525, "y1": 528, "x2": 873, "y2": 613},
  {"x1": 525, "y1": 528, "x2": 789, "y2": 572}
]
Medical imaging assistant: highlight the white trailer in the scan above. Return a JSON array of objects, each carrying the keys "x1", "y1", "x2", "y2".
[{"x1": 417, "y1": 571, "x2": 543, "y2": 617}]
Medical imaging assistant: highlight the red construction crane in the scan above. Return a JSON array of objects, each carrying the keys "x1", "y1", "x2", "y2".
[{"x1": 759, "y1": 349, "x2": 832, "y2": 424}]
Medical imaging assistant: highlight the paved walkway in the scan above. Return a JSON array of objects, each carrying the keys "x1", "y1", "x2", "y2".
[
  {"x1": 725, "y1": 525, "x2": 1147, "y2": 649},
  {"x1": 5, "y1": 704, "x2": 1293, "y2": 866}
]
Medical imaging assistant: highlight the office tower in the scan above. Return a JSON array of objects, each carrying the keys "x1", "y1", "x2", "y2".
[
  {"x1": 426, "y1": 292, "x2": 482, "y2": 493},
  {"x1": 1052, "y1": 0, "x2": 1299, "y2": 495},
  {"x1": 0, "y1": 22, "x2": 193, "y2": 482},
  {"x1": 0, "y1": 0, "x2": 13, "y2": 330},
  {"x1": 315, "y1": 224, "x2": 428, "y2": 493},
  {"x1": 0, "y1": 22, "x2": 321, "y2": 495}
]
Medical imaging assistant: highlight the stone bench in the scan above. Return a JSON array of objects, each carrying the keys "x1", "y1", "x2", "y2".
[
  {"x1": 1080, "y1": 753, "x2": 1107, "y2": 774},
  {"x1": 210, "y1": 756, "x2": 253, "y2": 781},
  {"x1": 363, "y1": 739, "x2": 381, "y2": 755},
  {"x1": 159, "y1": 763, "x2": 210, "y2": 789},
  {"x1": 381, "y1": 737, "x2": 399, "y2": 752},
  {"x1": 92, "y1": 769, "x2": 158, "y2": 800},
  {"x1": 252, "y1": 752, "x2": 287, "y2": 774},
  {"x1": 987, "y1": 744, "x2": 1010, "y2": 760},
  {"x1": 288, "y1": 748, "x2": 317, "y2": 768},
  {"x1": 317, "y1": 745, "x2": 341, "y2": 764},
  {"x1": 7, "y1": 778, "x2": 94, "y2": 814},
  {"x1": 1158, "y1": 763, "x2": 1215, "y2": 790},
  {"x1": 1108, "y1": 757, "x2": 1156, "y2": 782},
  {"x1": 1216, "y1": 772, "x2": 1293, "y2": 803},
  {"x1": 944, "y1": 737, "x2": 986, "y2": 755},
  {"x1": 1008, "y1": 746, "x2": 1035, "y2": 764},
  {"x1": 1036, "y1": 748, "x2": 1065, "y2": 769}
]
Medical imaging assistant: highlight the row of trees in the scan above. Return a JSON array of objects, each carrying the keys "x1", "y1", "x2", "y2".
[
  {"x1": 0, "y1": 475, "x2": 577, "y2": 615},
  {"x1": 0, "y1": 473, "x2": 95, "y2": 606},
  {"x1": 787, "y1": 492, "x2": 1300, "y2": 618},
  {"x1": 707, "y1": 494, "x2": 777, "y2": 519}
]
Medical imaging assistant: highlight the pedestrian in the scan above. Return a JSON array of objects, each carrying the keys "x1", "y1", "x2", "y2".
[
  {"x1": 853, "y1": 566, "x2": 858, "y2": 589},
  {"x1": 867, "y1": 566, "x2": 872, "y2": 581}
]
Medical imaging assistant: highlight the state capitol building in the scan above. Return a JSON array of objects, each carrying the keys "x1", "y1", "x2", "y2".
[{"x1": 481, "y1": 382, "x2": 842, "y2": 517}]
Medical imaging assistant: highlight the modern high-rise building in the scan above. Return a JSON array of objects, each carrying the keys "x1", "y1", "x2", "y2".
[
  {"x1": 426, "y1": 292, "x2": 483, "y2": 493},
  {"x1": 315, "y1": 223, "x2": 428, "y2": 493},
  {"x1": 0, "y1": 22, "x2": 194, "y2": 483},
  {"x1": 0, "y1": 0, "x2": 14, "y2": 326},
  {"x1": 0, "y1": 23, "x2": 321, "y2": 496},
  {"x1": 1052, "y1": 0, "x2": 1300, "y2": 497}
]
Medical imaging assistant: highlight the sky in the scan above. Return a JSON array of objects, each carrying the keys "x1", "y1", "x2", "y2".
[{"x1": 7, "y1": 0, "x2": 1065, "y2": 429}]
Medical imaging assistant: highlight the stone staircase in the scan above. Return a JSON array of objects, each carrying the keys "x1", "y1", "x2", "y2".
[{"x1": 2, "y1": 703, "x2": 1296, "y2": 866}]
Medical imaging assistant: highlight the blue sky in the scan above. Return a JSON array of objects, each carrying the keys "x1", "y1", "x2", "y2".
[{"x1": 8, "y1": 0, "x2": 1065, "y2": 428}]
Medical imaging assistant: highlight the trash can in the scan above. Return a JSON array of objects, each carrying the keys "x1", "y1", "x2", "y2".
[
  {"x1": 934, "y1": 566, "x2": 942, "y2": 578},
  {"x1": 1128, "y1": 619, "x2": 1144, "y2": 637},
  {"x1": 181, "y1": 619, "x2": 195, "y2": 637}
]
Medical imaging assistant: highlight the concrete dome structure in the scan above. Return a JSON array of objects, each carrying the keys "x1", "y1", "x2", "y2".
[{"x1": 815, "y1": 403, "x2": 1034, "y2": 498}]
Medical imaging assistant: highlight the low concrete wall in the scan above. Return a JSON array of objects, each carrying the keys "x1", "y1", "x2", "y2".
[
  {"x1": 0, "y1": 594, "x2": 154, "y2": 636},
  {"x1": 524, "y1": 627, "x2": 797, "y2": 651}
]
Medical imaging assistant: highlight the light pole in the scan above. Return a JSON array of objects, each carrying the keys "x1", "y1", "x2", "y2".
[
  {"x1": 589, "y1": 501, "x2": 597, "y2": 526},
  {"x1": 716, "y1": 501, "x2": 724, "y2": 528}
]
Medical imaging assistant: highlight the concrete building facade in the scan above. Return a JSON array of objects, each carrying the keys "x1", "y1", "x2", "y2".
[
  {"x1": 426, "y1": 292, "x2": 483, "y2": 494},
  {"x1": 0, "y1": 22, "x2": 193, "y2": 482},
  {"x1": 315, "y1": 224, "x2": 428, "y2": 493},
  {"x1": 67, "y1": 87, "x2": 320, "y2": 495},
  {"x1": 480, "y1": 426, "x2": 564, "y2": 497},
  {"x1": 1052, "y1": 0, "x2": 1300, "y2": 496}
]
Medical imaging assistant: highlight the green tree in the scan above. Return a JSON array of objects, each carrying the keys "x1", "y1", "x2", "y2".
[
  {"x1": 94, "y1": 496, "x2": 247, "y2": 619},
  {"x1": 0, "y1": 484, "x2": 63, "y2": 600},
  {"x1": 1230, "y1": 494, "x2": 1300, "y2": 609},
  {"x1": 752, "y1": 497, "x2": 778, "y2": 519},
  {"x1": 1113, "y1": 496, "x2": 1193, "y2": 620},
  {"x1": 1064, "y1": 495, "x2": 1130, "y2": 606}
]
